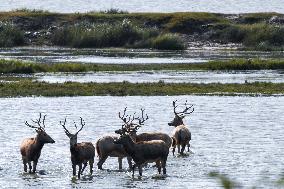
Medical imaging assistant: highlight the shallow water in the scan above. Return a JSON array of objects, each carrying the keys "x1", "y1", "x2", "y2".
[
  {"x1": 1, "y1": 47, "x2": 284, "y2": 64},
  {"x1": 1, "y1": 0, "x2": 284, "y2": 13},
  {"x1": 0, "y1": 96, "x2": 283, "y2": 188},
  {"x1": 32, "y1": 70, "x2": 284, "y2": 84}
]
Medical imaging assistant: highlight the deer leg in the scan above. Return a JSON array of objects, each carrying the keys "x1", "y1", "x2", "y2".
[
  {"x1": 177, "y1": 145, "x2": 181, "y2": 153},
  {"x1": 23, "y1": 159, "x2": 27, "y2": 172},
  {"x1": 181, "y1": 144, "x2": 186, "y2": 155},
  {"x1": 118, "y1": 157, "x2": 123, "y2": 170},
  {"x1": 172, "y1": 146, "x2": 176, "y2": 156},
  {"x1": 97, "y1": 155, "x2": 108, "y2": 170},
  {"x1": 138, "y1": 165, "x2": 142, "y2": 176},
  {"x1": 156, "y1": 160, "x2": 161, "y2": 174},
  {"x1": 187, "y1": 143, "x2": 190, "y2": 152},
  {"x1": 78, "y1": 164, "x2": 82, "y2": 179},
  {"x1": 28, "y1": 162, "x2": 32, "y2": 173},
  {"x1": 81, "y1": 162, "x2": 87, "y2": 175},
  {"x1": 161, "y1": 159, "x2": 167, "y2": 175},
  {"x1": 132, "y1": 164, "x2": 137, "y2": 177},
  {"x1": 89, "y1": 159, "x2": 94, "y2": 175},
  {"x1": 127, "y1": 156, "x2": 132, "y2": 170},
  {"x1": 72, "y1": 164, "x2": 76, "y2": 177},
  {"x1": 32, "y1": 160, "x2": 38, "y2": 173}
]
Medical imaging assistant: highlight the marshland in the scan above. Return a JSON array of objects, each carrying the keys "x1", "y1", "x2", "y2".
[{"x1": 0, "y1": 1, "x2": 284, "y2": 188}]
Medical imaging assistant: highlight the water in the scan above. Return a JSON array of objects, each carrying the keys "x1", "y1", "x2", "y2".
[
  {"x1": 1, "y1": 47, "x2": 284, "y2": 64},
  {"x1": 0, "y1": 96, "x2": 283, "y2": 188},
  {"x1": 1, "y1": 0, "x2": 284, "y2": 13},
  {"x1": 32, "y1": 70, "x2": 284, "y2": 84}
]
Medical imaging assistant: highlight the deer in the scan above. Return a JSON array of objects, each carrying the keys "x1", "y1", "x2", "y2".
[
  {"x1": 61, "y1": 117, "x2": 95, "y2": 179},
  {"x1": 114, "y1": 126, "x2": 169, "y2": 177},
  {"x1": 168, "y1": 100, "x2": 194, "y2": 155},
  {"x1": 95, "y1": 108, "x2": 134, "y2": 170},
  {"x1": 116, "y1": 108, "x2": 172, "y2": 149},
  {"x1": 20, "y1": 113, "x2": 55, "y2": 173}
]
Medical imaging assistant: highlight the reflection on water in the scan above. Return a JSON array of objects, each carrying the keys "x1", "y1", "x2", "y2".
[{"x1": 0, "y1": 96, "x2": 283, "y2": 188}]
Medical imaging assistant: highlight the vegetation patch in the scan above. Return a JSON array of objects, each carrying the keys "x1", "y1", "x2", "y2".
[
  {"x1": 1, "y1": 59, "x2": 284, "y2": 74},
  {"x1": 0, "y1": 23, "x2": 25, "y2": 47},
  {"x1": 0, "y1": 81, "x2": 283, "y2": 97}
]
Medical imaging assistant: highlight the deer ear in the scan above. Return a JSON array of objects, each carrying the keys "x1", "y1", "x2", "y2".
[{"x1": 180, "y1": 114, "x2": 186, "y2": 119}]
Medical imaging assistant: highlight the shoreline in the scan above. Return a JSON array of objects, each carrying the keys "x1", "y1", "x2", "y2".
[{"x1": 0, "y1": 10, "x2": 283, "y2": 50}]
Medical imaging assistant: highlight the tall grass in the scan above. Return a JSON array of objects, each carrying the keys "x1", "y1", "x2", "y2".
[
  {"x1": 0, "y1": 23, "x2": 24, "y2": 47},
  {"x1": 151, "y1": 34, "x2": 186, "y2": 50},
  {"x1": 52, "y1": 20, "x2": 186, "y2": 50},
  {"x1": 215, "y1": 24, "x2": 284, "y2": 50}
]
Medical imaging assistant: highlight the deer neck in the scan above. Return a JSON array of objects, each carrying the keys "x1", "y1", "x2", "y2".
[
  {"x1": 34, "y1": 136, "x2": 45, "y2": 151},
  {"x1": 129, "y1": 132, "x2": 137, "y2": 142},
  {"x1": 122, "y1": 137, "x2": 136, "y2": 156}
]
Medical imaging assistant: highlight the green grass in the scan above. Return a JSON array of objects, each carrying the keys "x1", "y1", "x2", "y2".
[
  {"x1": 0, "y1": 10, "x2": 283, "y2": 50},
  {"x1": 51, "y1": 21, "x2": 185, "y2": 50},
  {"x1": 1, "y1": 59, "x2": 284, "y2": 74},
  {"x1": 0, "y1": 23, "x2": 25, "y2": 47},
  {"x1": 0, "y1": 80, "x2": 283, "y2": 97},
  {"x1": 214, "y1": 24, "x2": 284, "y2": 50}
]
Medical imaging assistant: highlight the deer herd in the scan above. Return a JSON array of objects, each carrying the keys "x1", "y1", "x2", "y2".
[{"x1": 20, "y1": 100, "x2": 194, "y2": 179}]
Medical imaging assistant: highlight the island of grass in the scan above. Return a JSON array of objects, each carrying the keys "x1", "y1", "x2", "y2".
[
  {"x1": 1, "y1": 59, "x2": 284, "y2": 74},
  {"x1": 0, "y1": 80, "x2": 283, "y2": 97},
  {"x1": 0, "y1": 9, "x2": 284, "y2": 50}
]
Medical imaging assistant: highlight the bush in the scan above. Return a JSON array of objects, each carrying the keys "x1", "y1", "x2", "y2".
[
  {"x1": 151, "y1": 34, "x2": 186, "y2": 50},
  {"x1": 0, "y1": 23, "x2": 25, "y2": 47}
]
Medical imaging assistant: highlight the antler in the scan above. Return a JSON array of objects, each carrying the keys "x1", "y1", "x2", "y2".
[
  {"x1": 172, "y1": 100, "x2": 194, "y2": 117},
  {"x1": 60, "y1": 117, "x2": 85, "y2": 135},
  {"x1": 60, "y1": 117, "x2": 71, "y2": 135},
  {"x1": 75, "y1": 117, "x2": 85, "y2": 135},
  {"x1": 25, "y1": 113, "x2": 46, "y2": 130}
]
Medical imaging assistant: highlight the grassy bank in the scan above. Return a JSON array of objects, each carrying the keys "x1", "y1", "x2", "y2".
[
  {"x1": 0, "y1": 23, "x2": 25, "y2": 47},
  {"x1": 52, "y1": 21, "x2": 185, "y2": 49},
  {"x1": 0, "y1": 10, "x2": 284, "y2": 50},
  {"x1": 0, "y1": 81, "x2": 283, "y2": 97},
  {"x1": 1, "y1": 59, "x2": 284, "y2": 74}
]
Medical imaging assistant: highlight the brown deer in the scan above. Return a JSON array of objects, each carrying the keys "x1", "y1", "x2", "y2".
[
  {"x1": 116, "y1": 108, "x2": 172, "y2": 149},
  {"x1": 168, "y1": 100, "x2": 193, "y2": 155},
  {"x1": 114, "y1": 127, "x2": 169, "y2": 177},
  {"x1": 96, "y1": 108, "x2": 133, "y2": 170},
  {"x1": 61, "y1": 117, "x2": 95, "y2": 179},
  {"x1": 20, "y1": 113, "x2": 55, "y2": 173}
]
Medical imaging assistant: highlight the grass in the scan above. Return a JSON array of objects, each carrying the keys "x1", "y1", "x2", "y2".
[
  {"x1": 0, "y1": 10, "x2": 283, "y2": 50},
  {"x1": 214, "y1": 24, "x2": 284, "y2": 50},
  {"x1": 51, "y1": 20, "x2": 185, "y2": 49},
  {"x1": 1, "y1": 59, "x2": 284, "y2": 74},
  {"x1": 0, "y1": 80, "x2": 283, "y2": 97},
  {"x1": 0, "y1": 23, "x2": 25, "y2": 47}
]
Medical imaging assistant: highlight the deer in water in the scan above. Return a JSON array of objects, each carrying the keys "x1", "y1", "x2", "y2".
[
  {"x1": 116, "y1": 108, "x2": 172, "y2": 149},
  {"x1": 20, "y1": 113, "x2": 55, "y2": 173},
  {"x1": 61, "y1": 117, "x2": 95, "y2": 179},
  {"x1": 114, "y1": 124, "x2": 169, "y2": 177},
  {"x1": 95, "y1": 108, "x2": 134, "y2": 170},
  {"x1": 168, "y1": 100, "x2": 194, "y2": 155}
]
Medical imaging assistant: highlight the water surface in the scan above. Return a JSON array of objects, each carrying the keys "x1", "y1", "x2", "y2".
[
  {"x1": 33, "y1": 70, "x2": 284, "y2": 84},
  {"x1": 1, "y1": 0, "x2": 284, "y2": 13},
  {"x1": 0, "y1": 96, "x2": 283, "y2": 188}
]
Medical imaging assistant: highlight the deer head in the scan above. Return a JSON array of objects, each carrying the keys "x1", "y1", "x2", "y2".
[
  {"x1": 60, "y1": 117, "x2": 85, "y2": 146},
  {"x1": 168, "y1": 100, "x2": 194, "y2": 127},
  {"x1": 115, "y1": 107, "x2": 149, "y2": 136},
  {"x1": 25, "y1": 113, "x2": 55, "y2": 143}
]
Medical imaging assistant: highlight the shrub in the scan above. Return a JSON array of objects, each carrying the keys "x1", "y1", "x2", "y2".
[
  {"x1": 0, "y1": 23, "x2": 25, "y2": 47},
  {"x1": 151, "y1": 33, "x2": 186, "y2": 50}
]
